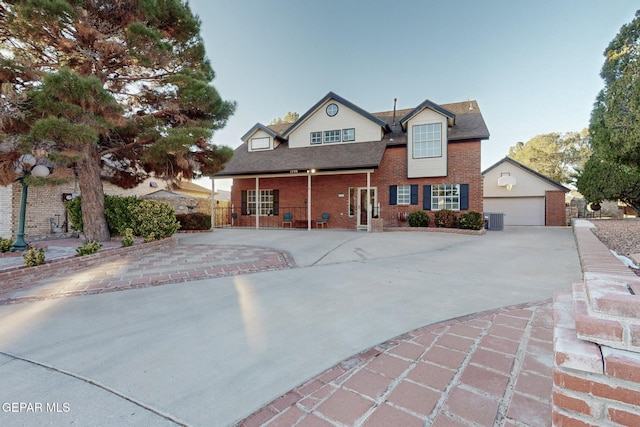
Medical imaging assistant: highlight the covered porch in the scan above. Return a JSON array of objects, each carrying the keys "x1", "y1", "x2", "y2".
[{"x1": 211, "y1": 169, "x2": 380, "y2": 231}]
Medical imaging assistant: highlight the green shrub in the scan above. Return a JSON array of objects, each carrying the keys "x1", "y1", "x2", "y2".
[
  {"x1": 65, "y1": 195, "x2": 142, "y2": 236},
  {"x1": 0, "y1": 237, "x2": 13, "y2": 253},
  {"x1": 104, "y1": 195, "x2": 142, "y2": 236},
  {"x1": 460, "y1": 211, "x2": 484, "y2": 230},
  {"x1": 66, "y1": 196, "x2": 83, "y2": 231},
  {"x1": 23, "y1": 247, "x2": 45, "y2": 267},
  {"x1": 175, "y1": 213, "x2": 211, "y2": 230},
  {"x1": 434, "y1": 209, "x2": 458, "y2": 228},
  {"x1": 407, "y1": 210, "x2": 430, "y2": 227},
  {"x1": 76, "y1": 241, "x2": 103, "y2": 256},
  {"x1": 121, "y1": 228, "x2": 135, "y2": 247},
  {"x1": 131, "y1": 200, "x2": 180, "y2": 241}
]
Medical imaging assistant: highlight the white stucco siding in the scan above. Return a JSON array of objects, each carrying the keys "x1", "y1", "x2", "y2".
[
  {"x1": 0, "y1": 185, "x2": 12, "y2": 238},
  {"x1": 246, "y1": 129, "x2": 275, "y2": 152},
  {"x1": 287, "y1": 100, "x2": 383, "y2": 148},
  {"x1": 406, "y1": 108, "x2": 448, "y2": 178},
  {"x1": 484, "y1": 196, "x2": 545, "y2": 226},
  {"x1": 483, "y1": 161, "x2": 561, "y2": 197}
]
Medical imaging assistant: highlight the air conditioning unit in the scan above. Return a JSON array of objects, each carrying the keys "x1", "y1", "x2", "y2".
[{"x1": 485, "y1": 212, "x2": 505, "y2": 230}]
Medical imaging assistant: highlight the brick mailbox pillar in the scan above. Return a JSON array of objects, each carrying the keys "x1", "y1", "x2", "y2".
[{"x1": 552, "y1": 222, "x2": 640, "y2": 426}]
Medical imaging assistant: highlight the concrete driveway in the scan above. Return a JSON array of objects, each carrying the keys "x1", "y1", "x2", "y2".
[{"x1": 0, "y1": 227, "x2": 581, "y2": 426}]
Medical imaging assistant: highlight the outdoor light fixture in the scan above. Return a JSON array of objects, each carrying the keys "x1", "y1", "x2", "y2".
[{"x1": 10, "y1": 156, "x2": 51, "y2": 252}]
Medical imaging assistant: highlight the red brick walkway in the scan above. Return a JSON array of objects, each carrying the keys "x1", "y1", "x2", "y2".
[
  {"x1": 0, "y1": 242, "x2": 294, "y2": 305},
  {"x1": 240, "y1": 302, "x2": 554, "y2": 427}
]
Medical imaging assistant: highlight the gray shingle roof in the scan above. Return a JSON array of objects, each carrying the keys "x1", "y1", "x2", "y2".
[{"x1": 214, "y1": 96, "x2": 489, "y2": 177}]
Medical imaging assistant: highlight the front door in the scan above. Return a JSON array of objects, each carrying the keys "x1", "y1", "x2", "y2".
[{"x1": 357, "y1": 187, "x2": 377, "y2": 229}]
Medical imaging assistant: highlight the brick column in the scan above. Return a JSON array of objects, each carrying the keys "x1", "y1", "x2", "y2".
[
  {"x1": 552, "y1": 220, "x2": 640, "y2": 425},
  {"x1": 545, "y1": 190, "x2": 567, "y2": 226}
]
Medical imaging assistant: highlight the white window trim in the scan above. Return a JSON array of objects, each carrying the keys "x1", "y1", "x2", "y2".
[
  {"x1": 310, "y1": 132, "x2": 322, "y2": 144},
  {"x1": 412, "y1": 123, "x2": 442, "y2": 158},
  {"x1": 397, "y1": 185, "x2": 411, "y2": 205},
  {"x1": 248, "y1": 189, "x2": 274, "y2": 216},
  {"x1": 431, "y1": 184, "x2": 460, "y2": 211},
  {"x1": 343, "y1": 128, "x2": 355, "y2": 142},
  {"x1": 323, "y1": 130, "x2": 341, "y2": 143},
  {"x1": 250, "y1": 137, "x2": 271, "y2": 151}
]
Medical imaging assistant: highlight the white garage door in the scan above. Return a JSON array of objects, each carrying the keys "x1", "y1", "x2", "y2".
[{"x1": 484, "y1": 197, "x2": 545, "y2": 226}]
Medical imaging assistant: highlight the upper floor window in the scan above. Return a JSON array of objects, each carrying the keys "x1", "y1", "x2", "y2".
[
  {"x1": 326, "y1": 103, "x2": 339, "y2": 117},
  {"x1": 413, "y1": 123, "x2": 442, "y2": 158},
  {"x1": 250, "y1": 137, "x2": 270, "y2": 150},
  {"x1": 324, "y1": 130, "x2": 341, "y2": 143},
  {"x1": 343, "y1": 128, "x2": 355, "y2": 142},
  {"x1": 310, "y1": 132, "x2": 322, "y2": 144},
  {"x1": 431, "y1": 184, "x2": 459, "y2": 210}
]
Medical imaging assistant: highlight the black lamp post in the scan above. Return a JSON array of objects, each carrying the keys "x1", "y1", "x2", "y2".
[{"x1": 10, "y1": 158, "x2": 51, "y2": 252}]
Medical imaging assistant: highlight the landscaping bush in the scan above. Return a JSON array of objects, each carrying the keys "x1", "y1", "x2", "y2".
[
  {"x1": 407, "y1": 210, "x2": 430, "y2": 227},
  {"x1": 65, "y1": 195, "x2": 142, "y2": 236},
  {"x1": 175, "y1": 213, "x2": 211, "y2": 231},
  {"x1": 131, "y1": 199, "x2": 180, "y2": 241},
  {"x1": 460, "y1": 211, "x2": 484, "y2": 230},
  {"x1": 0, "y1": 237, "x2": 13, "y2": 253},
  {"x1": 434, "y1": 209, "x2": 458, "y2": 228},
  {"x1": 23, "y1": 247, "x2": 45, "y2": 267},
  {"x1": 121, "y1": 228, "x2": 135, "y2": 247},
  {"x1": 76, "y1": 241, "x2": 103, "y2": 256}
]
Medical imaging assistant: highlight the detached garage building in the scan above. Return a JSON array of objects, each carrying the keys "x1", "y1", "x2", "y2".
[{"x1": 482, "y1": 157, "x2": 568, "y2": 226}]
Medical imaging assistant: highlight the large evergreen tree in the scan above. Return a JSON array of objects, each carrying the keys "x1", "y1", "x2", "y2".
[
  {"x1": 0, "y1": 1, "x2": 235, "y2": 241},
  {"x1": 577, "y1": 10, "x2": 640, "y2": 207}
]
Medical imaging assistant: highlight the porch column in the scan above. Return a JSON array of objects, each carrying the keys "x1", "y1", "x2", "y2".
[
  {"x1": 255, "y1": 177, "x2": 260, "y2": 229},
  {"x1": 211, "y1": 178, "x2": 216, "y2": 229},
  {"x1": 307, "y1": 173, "x2": 312, "y2": 230},
  {"x1": 367, "y1": 171, "x2": 371, "y2": 233}
]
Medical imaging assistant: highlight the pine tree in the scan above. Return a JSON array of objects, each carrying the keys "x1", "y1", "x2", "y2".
[{"x1": 0, "y1": 1, "x2": 235, "y2": 241}]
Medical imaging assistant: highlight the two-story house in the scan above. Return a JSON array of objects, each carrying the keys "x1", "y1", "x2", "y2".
[{"x1": 213, "y1": 92, "x2": 489, "y2": 230}]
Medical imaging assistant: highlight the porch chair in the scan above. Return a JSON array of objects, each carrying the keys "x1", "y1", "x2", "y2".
[
  {"x1": 316, "y1": 212, "x2": 330, "y2": 228},
  {"x1": 282, "y1": 212, "x2": 293, "y2": 228},
  {"x1": 231, "y1": 212, "x2": 244, "y2": 226}
]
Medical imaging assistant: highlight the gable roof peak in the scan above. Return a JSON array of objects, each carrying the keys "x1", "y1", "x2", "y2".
[
  {"x1": 281, "y1": 91, "x2": 389, "y2": 137},
  {"x1": 399, "y1": 99, "x2": 456, "y2": 129}
]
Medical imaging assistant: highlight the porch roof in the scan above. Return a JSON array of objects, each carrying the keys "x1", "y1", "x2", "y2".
[{"x1": 215, "y1": 139, "x2": 387, "y2": 177}]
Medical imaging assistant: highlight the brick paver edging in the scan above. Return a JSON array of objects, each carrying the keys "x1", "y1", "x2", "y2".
[
  {"x1": 239, "y1": 300, "x2": 554, "y2": 427},
  {"x1": 0, "y1": 237, "x2": 177, "y2": 288}
]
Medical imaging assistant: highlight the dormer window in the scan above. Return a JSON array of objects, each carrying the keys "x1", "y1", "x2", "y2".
[
  {"x1": 412, "y1": 123, "x2": 442, "y2": 158},
  {"x1": 250, "y1": 137, "x2": 270, "y2": 150}
]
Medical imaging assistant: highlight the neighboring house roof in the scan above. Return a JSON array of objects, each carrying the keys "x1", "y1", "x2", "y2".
[
  {"x1": 281, "y1": 91, "x2": 390, "y2": 137},
  {"x1": 215, "y1": 94, "x2": 490, "y2": 178},
  {"x1": 172, "y1": 180, "x2": 212, "y2": 195},
  {"x1": 482, "y1": 156, "x2": 569, "y2": 192}
]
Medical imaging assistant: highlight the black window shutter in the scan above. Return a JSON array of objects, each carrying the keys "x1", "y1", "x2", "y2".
[
  {"x1": 241, "y1": 190, "x2": 248, "y2": 215},
  {"x1": 460, "y1": 184, "x2": 469, "y2": 210},
  {"x1": 410, "y1": 184, "x2": 418, "y2": 205},
  {"x1": 423, "y1": 185, "x2": 431, "y2": 210},
  {"x1": 273, "y1": 190, "x2": 279, "y2": 215},
  {"x1": 389, "y1": 185, "x2": 397, "y2": 205}
]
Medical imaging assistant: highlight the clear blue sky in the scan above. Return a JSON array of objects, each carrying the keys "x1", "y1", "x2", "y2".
[{"x1": 189, "y1": 1, "x2": 638, "y2": 189}]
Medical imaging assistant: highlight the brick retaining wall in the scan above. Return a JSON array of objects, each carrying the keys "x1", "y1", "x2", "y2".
[
  {"x1": 552, "y1": 221, "x2": 640, "y2": 426},
  {"x1": 0, "y1": 237, "x2": 177, "y2": 289}
]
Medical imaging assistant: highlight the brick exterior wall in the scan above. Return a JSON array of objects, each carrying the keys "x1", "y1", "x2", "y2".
[
  {"x1": 10, "y1": 181, "x2": 77, "y2": 239},
  {"x1": 552, "y1": 223, "x2": 640, "y2": 425},
  {"x1": 229, "y1": 140, "x2": 483, "y2": 229},
  {"x1": 545, "y1": 190, "x2": 566, "y2": 226}
]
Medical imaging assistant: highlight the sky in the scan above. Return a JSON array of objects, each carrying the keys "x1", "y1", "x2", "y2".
[{"x1": 188, "y1": 0, "x2": 639, "y2": 190}]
